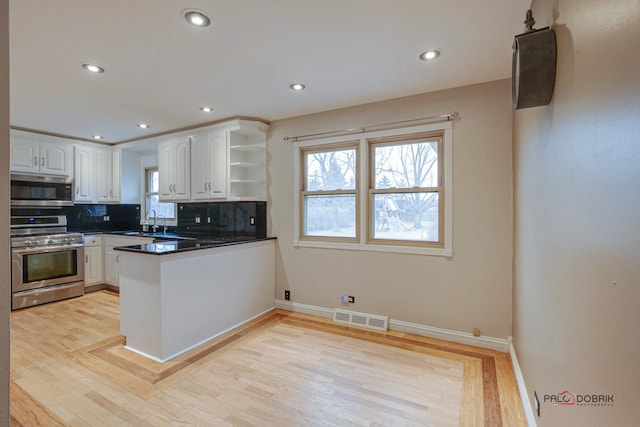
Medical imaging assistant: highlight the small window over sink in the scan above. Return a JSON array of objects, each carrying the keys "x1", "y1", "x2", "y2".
[{"x1": 145, "y1": 168, "x2": 176, "y2": 223}]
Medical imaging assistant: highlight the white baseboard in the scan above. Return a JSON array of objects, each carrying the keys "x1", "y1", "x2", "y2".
[
  {"x1": 274, "y1": 300, "x2": 510, "y2": 352},
  {"x1": 389, "y1": 319, "x2": 510, "y2": 352},
  {"x1": 274, "y1": 299, "x2": 334, "y2": 318},
  {"x1": 510, "y1": 340, "x2": 537, "y2": 427}
]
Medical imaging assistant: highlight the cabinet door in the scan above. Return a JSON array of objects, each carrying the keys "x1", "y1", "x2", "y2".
[
  {"x1": 95, "y1": 148, "x2": 113, "y2": 202},
  {"x1": 209, "y1": 131, "x2": 227, "y2": 198},
  {"x1": 10, "y1": 137, "x2": 39, "y2": 174},
  {"x1": 191, "y1": 131, "x2": 226, "y2": 200},
  {"x1": 104, "y1": 247, "x2": 120, "y2": 287},
  {"x1": 84, "y1": 245, "x2": 104, "y2": 286},
  {"x1": 172, "y1": 137, "x2": 191, "y2": 200},
  {"x1": 74, "y1": 145, "x2": 95, "y2": 202},
  {"x1": 158, "y1": 140, "x2": 174, "y2": 200},
  {"x1": 190, "y1": 134, "x2": 210, "y2": 200},
  {"x1": 40, "y1": 141, "x2": 71, "y2": 176},
  {"x1": 111, "y1": 150, "x2": 121, "y2": 202}
]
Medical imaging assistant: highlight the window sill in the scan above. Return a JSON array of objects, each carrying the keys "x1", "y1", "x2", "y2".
[{"x1": 293, "y1": 239, "x2": 452, "y2": 257}]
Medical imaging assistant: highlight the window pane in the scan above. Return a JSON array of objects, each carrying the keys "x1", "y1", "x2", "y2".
[
  {"x1": 149, "y1": 170, "x2": 160, "y2": 193},
  {"x1": 304, "y1": 194, "x2": 356, "y2": 238},
  {"x1": 372, "y1": 193, "x2": 439, "y2": 242},
  {"x1": 374, "y1": 141, "x2": 438, "y2": 189},
  {"x1": 305, "y1": 148, "x2": 356, "y2": 191},
  {"x1": 146, "y1": 195, "x2": 175, "y2": 220}
]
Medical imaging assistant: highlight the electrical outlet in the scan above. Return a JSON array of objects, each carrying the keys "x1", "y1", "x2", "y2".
[
  {"x1": 473, "y1": 328, "x2": 481, "y2": 337},
  {"x1": 103, "y1": 215, "x2": 110, "y2": 221},
  {"x1": 348, "y1": 296, "x2": 355, "y2": 303},
  {"x1": 195, "y1": 216, "x2": 201, "y2": 224},
  {"x1": 284, "y1": 290, "x2": 290, "y2": 301},
  {"x1": 250, "y1": 216, "x2": 255, "y2": 225},
  {"x1": 534, "y1": 391, "x2": 540, "y2": 416}
]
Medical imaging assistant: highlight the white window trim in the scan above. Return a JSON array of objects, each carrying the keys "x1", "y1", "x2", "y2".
[
  {"x1": 139, "y1": 167, "x2": 178, "y2": 227},
  {"x1": 293, "y1": 122, "x2": 452, "y2": 257}
]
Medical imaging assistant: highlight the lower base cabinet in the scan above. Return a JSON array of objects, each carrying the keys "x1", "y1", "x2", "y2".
[
  {"x1": 84, "y1": 235, "x2": 104, "y2": 288},
  {"x1": 103, "y1": 236, "x2": 153, "y2": 288}
]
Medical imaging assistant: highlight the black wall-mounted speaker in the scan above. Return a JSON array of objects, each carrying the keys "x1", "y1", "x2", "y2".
[{"x1": 512, "y1": 27, "x2": 557, "y2": 109}]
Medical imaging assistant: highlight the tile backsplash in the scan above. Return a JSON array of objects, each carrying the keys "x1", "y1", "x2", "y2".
[
  {"x1": 11, "y1": 201, "x2": 266, "y2": 238},
  {"x1": 176, "y1": 201, "x2": 266, "y2": 239}
]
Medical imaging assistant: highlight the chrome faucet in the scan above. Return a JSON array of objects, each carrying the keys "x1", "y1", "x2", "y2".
[
  {"x1": 149, "y1": 209, "x2": 158, "y2": 232},
  {"x1": 158, "y1": 214, "x2": 168, "y2": 233}
]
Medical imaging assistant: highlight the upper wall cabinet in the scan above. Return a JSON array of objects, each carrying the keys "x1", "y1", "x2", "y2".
[
  {"x1": 158, "y1": 137, "x2": 191, "y2": 201},
  {"x1": 74, "y1": 144, "x2": 139, "y2": 204},
  {"x1": 10, "y1": 135, "x2": 72, "y2": 177},
  {"x1": 191, "y1": 130, "x2": 227, "y2": 200},
  {"x1": 228, "y1": 121, "x2": 268, "y2": 200}
]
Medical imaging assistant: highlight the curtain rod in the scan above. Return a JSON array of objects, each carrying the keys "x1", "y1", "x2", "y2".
[{"x1": 283, "y1": 111, "x2": 459, "y2": 142}]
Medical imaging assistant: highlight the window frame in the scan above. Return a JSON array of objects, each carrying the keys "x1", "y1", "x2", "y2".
[
  {"x1": 293, "y1": 122, "x2": 452, "y2": 256},
  {"x1": 367, "y1": 131, "x2": 444, "y2": 248},
  {"x1": 142, "y1": 167, "x2": 177, "y2": 226},
  {"x1": 299, "y1": 141, "x2": 360, "y2": 243}
]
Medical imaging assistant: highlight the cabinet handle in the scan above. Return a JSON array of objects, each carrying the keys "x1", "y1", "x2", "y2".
[
  {"x1": 41, "y1": 156, "x2": 45, "y2": 166},
  {"x1": 34, "y1": 156, "x2": 38, "y2": 166},
  {"x1": 85, "y1": 255, "x2": 88, "y2": 263},
  {"x1": 116, "y1": 255, "x2": 119, "y2": 263}
]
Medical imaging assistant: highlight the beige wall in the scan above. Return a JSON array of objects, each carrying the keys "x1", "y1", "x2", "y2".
[
  {"x1": 513, "y1": 0, "x2": 640, "y2": 425},
  {"x1": 0, "y1": 0, "x2": 9, "y2": 424},
  {"x1": 268, "y1": 79, "x2": 514, "y2": 338}
]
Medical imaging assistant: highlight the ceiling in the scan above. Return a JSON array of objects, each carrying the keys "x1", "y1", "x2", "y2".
[{"x1": 10, "y1": 0, "x2": 530, "y2": 144}]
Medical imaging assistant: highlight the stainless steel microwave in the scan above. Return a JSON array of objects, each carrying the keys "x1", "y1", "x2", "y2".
[{"x1": 10, "y1": 174, "x2": 74, "y2": 207}]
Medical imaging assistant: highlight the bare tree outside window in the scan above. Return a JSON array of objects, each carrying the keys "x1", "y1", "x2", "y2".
[
  {"x1": 301, "y1": 144, "x2": 358, "y2": 240},
  {"x1": 370, "y1": 133, "x2": 442, "y2": 244}
]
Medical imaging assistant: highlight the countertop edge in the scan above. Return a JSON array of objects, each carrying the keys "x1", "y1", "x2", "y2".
[{"x1": 114, "y1": 236, "x2": 277, "y2": 255}]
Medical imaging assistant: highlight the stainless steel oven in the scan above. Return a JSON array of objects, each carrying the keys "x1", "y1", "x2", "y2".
[{"x1": 11, "y1": 216, "x2": 84, "y2": 310}]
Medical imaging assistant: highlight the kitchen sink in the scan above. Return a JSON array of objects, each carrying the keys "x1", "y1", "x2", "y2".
[{"x1": 117, "y1": 231, "x2": 194, "y2": 240}]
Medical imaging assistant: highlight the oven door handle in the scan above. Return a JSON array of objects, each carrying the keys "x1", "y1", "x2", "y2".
[{"x1": 12, "y1": 243, "x2": 84, "y2": 255}]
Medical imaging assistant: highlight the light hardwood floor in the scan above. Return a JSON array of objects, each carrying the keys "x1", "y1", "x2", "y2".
[{"x1": 9, "y1": 291, "x2": 526, "y2": 426}]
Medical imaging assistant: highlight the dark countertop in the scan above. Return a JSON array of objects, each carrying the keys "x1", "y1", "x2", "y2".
[{"x1": 114, "y1": 236, "x2": 276, "y2": 255}]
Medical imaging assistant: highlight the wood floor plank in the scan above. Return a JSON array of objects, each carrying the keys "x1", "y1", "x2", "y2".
[{"x1": 10, "y1": 291, "x2": 526, "y2": 426}]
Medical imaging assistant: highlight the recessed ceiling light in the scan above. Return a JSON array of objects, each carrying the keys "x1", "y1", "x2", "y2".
[
  {"x1": 182, "y1": 9, "x2": 211, "y2": 27},
  {"x1": 200, "y1": 107, "x2": 213, "y2": 113},
  {"x1": 419, "y1": 49, "x2": 441, "y2": 61},
  {"x1": 138, "y1": 123, "x2": 150, "y2": 129},
  {"x1": 93, "y1": 135, "x2": 103, "y2": 140},
  {"x1": 82, "y1": 63, "x2": 105, "y2": 73},
  {"x1": 289, "y1": 83, "x2": 306, "y2": 91}
]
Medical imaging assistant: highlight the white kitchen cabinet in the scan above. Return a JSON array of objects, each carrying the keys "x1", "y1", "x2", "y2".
[
  {"x1": 95, "y1": 147, "x2": 122, "y2": 203},
  {"x1": 74, "y1": 144, "x2": 96, "y2": 202},
  {"x1": 10, "y1": 135, "x2": 72, "y2": 177},
  {"x1": 158, "y1": 137, "x2": 190, "y2": 201},
  {"x1": 75, "y1": 145, "x2": 137, "y2": 204},
  {"x1": 83, "y1": 235, "x2": 104, "y2": 287},
  {"x1": 227, "y1": 121, "x2": 268, "y2": 200},
  {"x1": 103, "y1": 235, "x2": 153, "y2": 288},
  {"x1": 191, "y1": 130, "x2": 227, "y2": 200}
]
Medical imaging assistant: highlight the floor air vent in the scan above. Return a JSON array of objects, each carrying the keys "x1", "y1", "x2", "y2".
[{"x1": 333, "y1": 309, "x2": 389, "y2": 332}]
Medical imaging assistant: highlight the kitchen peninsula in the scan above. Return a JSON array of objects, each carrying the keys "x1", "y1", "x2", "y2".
[{"x1": 116, "y1": 238, "x2": 275, "y2": 362}]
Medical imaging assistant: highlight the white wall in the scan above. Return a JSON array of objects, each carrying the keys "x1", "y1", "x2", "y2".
[
  {"x1": 0, "y1": 0, "x2": 9, "y2": 423},
  {"x1": 513, "y1": 0, "x2": 640, "y2": 425},
  {"x1": 268, "y1": 79, "x2": 514, "y2": 339}
]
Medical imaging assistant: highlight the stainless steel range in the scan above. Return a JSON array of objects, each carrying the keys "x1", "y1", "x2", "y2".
[{"x1": 11, "y1": 215, "x2": 84, "y2": 310}]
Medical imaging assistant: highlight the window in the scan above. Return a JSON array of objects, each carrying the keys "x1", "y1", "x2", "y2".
[
  {"x1": 369, "y1": 132, "x2": 442, "y2": 246},
  {"x1": 145, "y1": 168, "x2": 176, "y2": 222},
  {"x1": 294, "y1": 122, "x2": 452, "y2": 256},
  {"x1": 300, "y1": 142, "x2": 359, "y2": 241}
]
